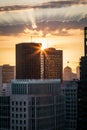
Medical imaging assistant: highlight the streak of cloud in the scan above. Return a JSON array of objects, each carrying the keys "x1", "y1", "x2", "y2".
[{"x1": 0, "y1": 0, "x2": 87, "y2": 12}]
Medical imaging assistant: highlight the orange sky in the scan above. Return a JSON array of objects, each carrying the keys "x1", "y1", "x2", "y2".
[
  {"x1": 0, "y1": 0, "x2": 87, "y2": 72},
  {"x1": 0, "y1": 28, "x2": 84, "y2": 72}
]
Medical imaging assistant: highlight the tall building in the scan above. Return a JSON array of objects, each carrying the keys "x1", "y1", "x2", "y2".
[
  {"x1": 10, "y1": 79, "x2": 65, "y2": 130},
  {"x1": 84, "y1": 27, "x2": 87, "y2": 56},
  {"x1": 61, "y1": 81, "x2": 78, "y2": 130},
  {"x1": 16, "y1": 43, "x2": 42, "y2": 79},
  {"x1": 0, "y1": 96, "x2": 10, "y2": 130},
  {"x1": 77, "y1": 27, "x2": 87, "y2": 130},
  {"x1": 16, "y1": 44, "x2": 63, "y2": 81},
  {"x1": 42, "y1": 48, "x2": 63, "y2": 81}
]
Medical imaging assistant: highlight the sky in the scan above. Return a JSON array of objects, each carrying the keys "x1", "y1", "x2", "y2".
[{"x1": 0, "y1": 0, "x2": 87, "y2": 72}]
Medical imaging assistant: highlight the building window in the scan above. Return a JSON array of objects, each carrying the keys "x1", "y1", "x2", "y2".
[
  {"x1": 16, "y1": 120, "x2": 18, "y2": 124},
  {"x1": 12, "y1": 107, "x2": 14, "y2": 112},
  {"x1": 16, "y1": 126, "x2": 18, "y2": 130},
  {"x1": 20, "y1": 126, "x2": 22, "y2": 130},
  {"x1": 24, "y1": 108, "x2": 26, "y2": 112},
  {"x1": 24, "y1": 101, "x2": 26, "y2": 106},
  {"x1": 12, "y1": 126, "x2": 14, "y2": 130},
  {"x1": 16, "y1": 114, "x2": 18, "y2": 118},
  {"x1": 12, "y1": 120, "x2": 14, "y2": 123},
  {"x1": 20, "y1": 120, "x2": 22, "y2": 124},
  {"x1": 12, "y1": 101, "x2": 14, "y2": 105},
  {"x1": 16, "y1": 101, "x2": 18, "y2": 105},
  {"x1": 20, "y1": 102, "x2": 22, "y2": 105},
  {"x1": 24, "y1": 120, "x2": 26, "y2": 124},
  {"x1": 12, "y1": 113, "x2": 14, "y2": 117},
  {"x1": 20, "y1": 108, "x2": 22, "y2": 112},
  {"x1": 24, "y1": 114, "x2": 26, "y2": 118},
  {"x1": 24, "y1": 127, "x2": 26, "y2": 130},
  {"x1": 20, "y1": 114, "x2": 22, "y2": 118},
  {"x1": 16, "y1": 108, "x2": 18, "y2": 112}
]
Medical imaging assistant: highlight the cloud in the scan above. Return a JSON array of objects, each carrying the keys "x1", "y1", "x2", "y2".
[
  {"x1": 0, "y1": 0, "x2": 87, "y2": 12},
  {"x1": 0, "y1": 0, "x2": 86, "y2": 36},
  {"x1": 0, "y1": 16, "x2": 86, "y2": 36}
]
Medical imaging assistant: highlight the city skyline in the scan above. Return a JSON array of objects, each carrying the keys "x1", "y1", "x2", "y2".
[{"x1": 0, "y1": 0, "x2": 87, "y2": 72}]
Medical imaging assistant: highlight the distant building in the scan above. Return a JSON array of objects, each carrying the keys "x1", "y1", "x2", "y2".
[
  {"x1": 2, "y1": 64, "x2": 15, "y2": 83},
  {"x1": 0, "y1": 65, "x2": 15, "y2": 95},
  {"x1": 61, "y1": 81, "x2": 78, "y2": 130},
  {"x1": 10, "y1": 79, "x2": 65, "y2": 130},
  {"x1": 63, "y1": 66, "x2": 72, "y2": 81},
  {"x1": 63, "y1": 66, "x2": 78, "y2": 81}
]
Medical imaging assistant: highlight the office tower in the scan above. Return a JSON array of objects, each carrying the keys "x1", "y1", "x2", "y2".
[
  {"x1": 61, "y1": 81, "x2": 78, "y2": 130},
  {"x1": 42, "y1": 48, "x2": 63, "y2": 81},
  {"x1": 0, "y1": 96, "x2": 10, "y2": 130},
  {"x1": 16, "y1": 44, "x2": 63, "y2": 81},
  {"x1": 16, "y1": 43, "x2": 42, "y2": 79},
  {"x1": 77, "y1": 27, "x2": 87, "y2": 130},
  {"x1": 10, "y1": 79, "x2": 65, "y2": 130},
  {"x1": 84, "y1": 27, "x2": 87, "y2": 56}
]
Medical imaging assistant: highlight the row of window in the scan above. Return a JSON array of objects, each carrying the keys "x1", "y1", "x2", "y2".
[
  {"x1": 12, "y1": 107, "x2": 26, "y2": 112},
  {"x1": 12, "y1": 126, "x2": 26, "y2": 130},
  {"x1": 12, "y1": 101, "x2": 26, "y2": 106},
  {"x1": 12, "y1": 113, "x2": 26, "y2": 118},
  {"x1": 12, "y1": 119, "x2": 26, "y2": 124}
]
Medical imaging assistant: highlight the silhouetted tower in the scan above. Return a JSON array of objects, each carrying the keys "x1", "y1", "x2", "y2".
[
  {"x1": 16, "y1": 43, "x2": 63, "y2": 81},
  {"x1": 16, "y1": 43, "x2": 42, "y2": 79},
  {"x1": 84, "y1": 27, "x2": 87, "y2": 56},
  {"x1": 77, "y1": 27, "x2": 87, "y2": 130}
]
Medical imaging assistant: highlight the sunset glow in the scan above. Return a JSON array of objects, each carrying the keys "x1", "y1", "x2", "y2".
[{"x1": 0, "y1": 0, "x2": 87, "y2": 72}]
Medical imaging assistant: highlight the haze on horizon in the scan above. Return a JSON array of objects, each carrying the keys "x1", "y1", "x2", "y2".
[{"x1": 0, "y1": 0, "x2": 87, "y2": 72}]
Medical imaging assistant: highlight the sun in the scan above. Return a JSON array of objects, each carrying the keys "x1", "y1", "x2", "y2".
[{"x1": 41, "y1": 43, "x2": 47, "y2": 50}]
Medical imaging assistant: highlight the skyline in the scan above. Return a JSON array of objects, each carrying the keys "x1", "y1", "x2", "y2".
[{"x1": 0, "y1": 0, "x2": 87, "y2": 72}]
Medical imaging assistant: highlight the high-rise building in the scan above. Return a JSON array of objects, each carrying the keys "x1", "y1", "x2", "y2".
[
  {"x1": 16, "y1": 44, "x2": 63, "y2": 81},
  {"x1": 42, "y1": 48, "x2": 63, "y2": 81},
  {"x1": 61, "y1": 81, "x2": 78, "y2": 130},
  {"x1": 16, "y1": 43, "x2": 42, "y2": 79},
  {"x1": 77, "y1": 27, "x2": 87, "y2": 130},
  {"x1": 10, "y1": 79, "x2": 65, "y2": 130},
  {"x1": 84, "y1": 27, "x2": 87, "y2": 56},
  {"x1": 0, "y1": 96, "x2": 10, "y2": 130}
]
